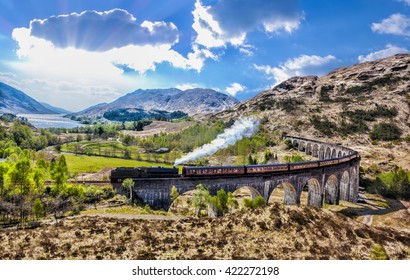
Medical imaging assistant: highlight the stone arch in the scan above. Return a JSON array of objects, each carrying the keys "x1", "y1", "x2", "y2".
[
  {"x1": 319, "y1": 145, "x2": 325, "y2": 160},
  {"x1": 299, "y1": 141, "x2": 306, "y2": 152},
  {"x1": 325, "y1": 146, "x2": 332, "y2": 159},
  {"x1": 339, "y1": 171, "x2": 350, "y2": 201},
  {"x1": 168, "y1": 189, "x2": 196, "y2": 214},
  {"x1": 269, "y1": 182, "x2": 297, "y2": 205},
  {"x1": 337, "y1": 151, "x2": 342, "y2": 158},
  {"x1": 233, "y1": 186, "x2": 262, "y2": 201},
  {"x1": 306, "y1": 178, "x2": 322, "y2": 207},
  {"x1": 331, "y1": 149, "x2": 337, "y2": 159},
  {"x1": 342, "y1": 152, "x2": 346, "y2": 157},
  {"x1": 324, "y1": 175, "x2": 338, "y2": 205},
  {"x1": 312, "y1": 144, "x2": 319, "y2": 157},
  {"x1": 306, "y1": 143, "x2": 312, "y2": 155}
]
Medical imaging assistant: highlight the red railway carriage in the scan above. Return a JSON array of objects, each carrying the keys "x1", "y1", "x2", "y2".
[
  {"x1": 246, "y1": 164, "x2": 288, "y2": 174},
  {"x1": 289, "y1": 161, "x2": 319, "y2": 170},
  {"x1": 338, "y1": 156, "x2": 351, "y2": 163},
  {"x1": 182, "y1": 166, "x2": 246, "y2": 177},
  {"x1": 318, "y1": 159, "x2": 339, "y2": 167}
]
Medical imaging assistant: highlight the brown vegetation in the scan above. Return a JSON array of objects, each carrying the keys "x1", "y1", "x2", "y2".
[{"x1": 0, "y1": 203, "x2": 408, "y2": 260}]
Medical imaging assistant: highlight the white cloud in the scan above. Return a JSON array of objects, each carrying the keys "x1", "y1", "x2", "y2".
[
  {"x1": 6, "y1": 9, "x2": 222, "y2": 111},
  {"x1": 225, "y1": 83, "x2": 246, "y2": 96},
  {"x1": 397, "y1": 0, "x2": 410, "y2": 5},
  {"x1": 254, "y1": 54, "x2": 336, "y2": 85},
  {"x1": 28, "y1": 9, "x2": 179, "y2": 52},
  {"x1": 192, "y1": 0, "x2": 303, "y2": 49},
  {"x1": 371, "y1": 13, "x2": 410, "y2": 36},
  {"x1": 358, "y1": 44, "x2": 409, "y2": 63},
  {"x1": 175, "y1": 84, "x2": 199, "y2": 91}
]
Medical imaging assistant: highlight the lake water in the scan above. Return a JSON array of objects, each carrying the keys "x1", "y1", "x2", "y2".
[{"x1": 18, "y1": 114, "x2": 84, "y2": 129}]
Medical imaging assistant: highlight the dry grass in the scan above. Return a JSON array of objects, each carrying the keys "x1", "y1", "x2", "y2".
[{"x1": 0, "y1": 203, "x2": 408, "y2": 260}]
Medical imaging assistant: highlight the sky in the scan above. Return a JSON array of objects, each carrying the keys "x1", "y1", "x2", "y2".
[{"x1": 0, "y1": 0, "x2": 409, "y2": 112}]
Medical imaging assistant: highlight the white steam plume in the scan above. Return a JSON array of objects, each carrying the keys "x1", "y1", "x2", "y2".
[{"x1": 174, "y1": 117, "x2": 260, "y2": 166}]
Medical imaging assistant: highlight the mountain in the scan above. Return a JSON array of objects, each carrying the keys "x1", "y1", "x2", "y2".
[
  {"x1": 0, "y1": 82, "x2": 56, "y2": 114},
  {"x1": 214, "y1": 53, "x2": 410, "y2": 169},
  {"x1": 40, "y1": 102, "x2": 71, "y2": 114},
  {"x1": 75, "y1": 88, "x2": 239, "y2": 117}
]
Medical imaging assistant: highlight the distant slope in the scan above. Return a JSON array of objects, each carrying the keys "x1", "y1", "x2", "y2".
[
  {"x1": 40, "y1": 102, "x2": 71, "y2": 114},
  {"x1": 0, "y1": 82, "x2": 56, "y2": 114},
  {"x1": 214, "y1": 53, "x2": 410, "y2": 169},
  {"x1": 75, "y1": 88, "x2": 239, "y2": 117}
]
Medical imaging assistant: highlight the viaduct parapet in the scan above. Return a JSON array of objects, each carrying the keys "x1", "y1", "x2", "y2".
[{"x1": 129, "y1": 136, "x2": 360, "y2": 210}]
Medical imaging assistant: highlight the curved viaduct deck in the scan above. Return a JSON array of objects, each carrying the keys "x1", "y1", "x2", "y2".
[{"x1": 130, "y1": 136, "x2": 360, "y2": 210}]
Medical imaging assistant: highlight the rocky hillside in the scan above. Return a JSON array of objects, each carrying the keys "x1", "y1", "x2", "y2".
[
  {"x1": 0, "y1": 203, "x2": 408, "y2": 260},
  {"x1": 75, "y1": 88, "x2": 239, "y2": 117},
  {"x1": 215, "y1": 53, "x2": 410, "y2": 169},
  {"x1": 0, "y1": 82, "x2": 56, "y2": 114},
  {"x1": 39, "y1": 102, "x2": 71, "y2": 114}
]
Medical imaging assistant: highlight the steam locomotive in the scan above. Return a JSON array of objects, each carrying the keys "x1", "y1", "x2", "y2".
[
  {"x1": 110, "y1": 152, "x2": 359, "y2": 183},
  {"x1": 110, "y1": 166, "x2": 179, "y2": 183}
]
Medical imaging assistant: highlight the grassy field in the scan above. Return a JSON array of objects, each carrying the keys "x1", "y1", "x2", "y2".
[{"x1": 64, "y1": 154, "x2": 175, "y2": 173}]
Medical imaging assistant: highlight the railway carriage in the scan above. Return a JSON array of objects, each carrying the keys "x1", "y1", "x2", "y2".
[
  {"x1": 289, "y1": 161, "x2": 319, "y2": 170},
  {"x1": 246, "y1": 164, "x2": 288, "y2": 174},
  {"x1": 182, "y1": 166, "x2": 246, "y2": 177}
]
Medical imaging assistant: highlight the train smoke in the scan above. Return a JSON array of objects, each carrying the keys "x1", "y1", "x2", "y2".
[{"x1": 174, "y1": 117, "x2": 260, "y2": 166}]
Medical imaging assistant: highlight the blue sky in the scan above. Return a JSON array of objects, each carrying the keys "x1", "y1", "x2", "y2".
[{"x1": 0, "y1": 0, "x2": 409, "y2": 111}]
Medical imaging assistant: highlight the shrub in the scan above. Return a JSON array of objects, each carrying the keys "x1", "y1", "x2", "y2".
[
  {"x1": 370, "y1": 244, "x2": 389, "y2": 260},
  {"x1": 369, "y1": 123, "x2": 402, "y2": 141},
  {"x1": 310, "y1": 115, "x2": 338, "y2": 136},
  {"x1": 243, "y1": 196, "x2": 266, "y2": 209}
]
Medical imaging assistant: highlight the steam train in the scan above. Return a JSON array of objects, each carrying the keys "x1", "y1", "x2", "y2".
[{"x1": 110, "y1": 152, "x2": 359, "y2": 183}]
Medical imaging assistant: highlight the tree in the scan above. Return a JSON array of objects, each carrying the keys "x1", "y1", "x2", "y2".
[
  {"x1": 227, "y1": 192, "x2": 239, "y2": 212},
  {"x1": 391, "y1": 165, "x2": 410, "y2": 199},
  {"x1": 51, "y1": 155, "x2": 69, "y2": 194},
  {"x1": 216, "y1": 189, "x2": 228, "y2": 213},
  {"x1": 32, "y1": 198, "x2": 44, "y2": 220},
  {"x1": 191, "y1": 184, "x2": 210, "y2": 217},
  {"x1": 122, "y1": 178, "x2": 134, "y2": 199},
  {"x1": 170, "y1": 186, "x2": 179, "y2": 202}
]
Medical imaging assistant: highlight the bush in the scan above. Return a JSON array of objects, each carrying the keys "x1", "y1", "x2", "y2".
[
  {"x1": 369, "y1": 123, "x2": 402, "y2": 141},
  {"x1": 370, "y1": 244, "x2": 389, "y2": 260},
  {"x1": 310, "y1": 115, "x2": 338, "y2": 136},
  {"x1": 243, "y1": 196, "x2": 266, "y2": 209}
]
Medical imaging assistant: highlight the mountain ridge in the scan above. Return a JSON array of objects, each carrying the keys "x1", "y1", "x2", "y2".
[
  {"x1": 0, "y1": 82, "x2": 58, "y2": 114},
  {"x1": 74, "y1": 88, "x2": 239, "y2": 117}
]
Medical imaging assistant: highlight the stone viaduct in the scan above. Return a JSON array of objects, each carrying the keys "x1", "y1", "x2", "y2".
[{"x1": 130, "y1": 136, "x2": 360, "y2": 210}]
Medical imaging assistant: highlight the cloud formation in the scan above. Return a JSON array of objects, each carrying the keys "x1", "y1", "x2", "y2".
[
  {"x1": 371, "y1": 14, "x2": 410, "y2": 36},
  {"x1": 192, "y1": 0, "x2": 303, "y2": 49},
  {"x1": 225, "y1": 83, "x2": 246, "y2": 96},
  {"x1": 254, "y1": 54, "x2": 336, "y2": 85},
  {"x1": 358, "y1": 44, "x2": 409, "y2": 63},
  {"x1": 28, "y1": 9, "x2": 179, "y2": 52},
  {"x1": 397, "y1": 0, "x2": 410, "y2": 5}
]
